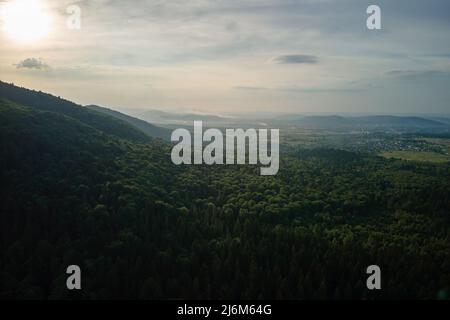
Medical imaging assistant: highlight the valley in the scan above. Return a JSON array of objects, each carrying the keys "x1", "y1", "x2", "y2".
[{"x1": 0, "y1": 81, "x2": 449, "y2": 300}]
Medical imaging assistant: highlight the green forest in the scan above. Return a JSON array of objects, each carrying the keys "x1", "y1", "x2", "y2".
[{"x1": 0, "y1": 81, "x2": 449, "y2": 299}]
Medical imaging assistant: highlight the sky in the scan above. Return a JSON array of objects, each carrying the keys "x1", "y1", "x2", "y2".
[{"x1": 0, "y1": 0, "x2": 449, "y2": 115}]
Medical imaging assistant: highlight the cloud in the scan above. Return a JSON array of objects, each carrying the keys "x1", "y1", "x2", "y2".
[
  {"x1": 235, "y1": 84, "x2": 363, "y2": 93},
  {"x1": 272, "y1": 54, "x2": 319, "y2": 65},
  {"x1": 15, "y1": 58, "x2": 50, "y2": 70},
  {"x1": 422, "y1": 53, "x2": 450, "y2": 59},
  {"x1": 235, "y1": 86, "x2": 269, "y2": 91},
  {"x1": 277, "y1": 87, "x2": 362, "y2": 93},
  {"x1": 386, "y1": 70, "x2": 450, "y2": 80}
]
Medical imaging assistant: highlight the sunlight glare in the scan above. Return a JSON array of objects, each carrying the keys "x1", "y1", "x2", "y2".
[{"x1": 1, "y1": 0, "x2": 51, "y2": 43}]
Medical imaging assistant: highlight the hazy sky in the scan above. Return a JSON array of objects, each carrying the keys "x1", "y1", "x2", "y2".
[{"x1": 1, "y1": 0, "x2": 449, "y2": 114}]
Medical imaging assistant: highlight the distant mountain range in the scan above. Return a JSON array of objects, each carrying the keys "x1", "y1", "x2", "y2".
[
  {"x1": 285, "y1": 115, "x2": 447, "y2": 129},
  {"x1": 428, "y1": 117, "x2": 450, "y2": 125},
  {"x1": 129, "y1": 108, "x2": 450, "y2": 131},
  {"x1": 133, "y1": 109, "x2": 234, "y2": 126},
  {"x1": 87, "y1": 105, "x2": 171, "y2": 141}
]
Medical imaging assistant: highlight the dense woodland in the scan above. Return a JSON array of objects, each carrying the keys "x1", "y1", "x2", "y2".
[{"x1": 0, "y1": 81, "x2": 449, "y2": 299}]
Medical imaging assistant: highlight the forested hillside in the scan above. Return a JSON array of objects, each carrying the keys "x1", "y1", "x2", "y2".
[
  {"x1": 86, "y1": 105, "x2": 171, "y2": 141},
  {"x1": 0, "y1": 81, "x2": 151, "y2": 143},
  {"x1": 0, "y1": 84, "x2": 449, "y2": 299}
]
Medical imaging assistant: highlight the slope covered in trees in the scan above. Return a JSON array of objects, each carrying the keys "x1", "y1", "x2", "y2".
[
  {"x1": 0, "y1": 84, "x2": 449, "y2": 300},
  {"x1": 87, "y1": 105, "x2": 171, "y2": 141},
  {"x1": 0, "y1": 81, "x2": 151, "y2": 143}
]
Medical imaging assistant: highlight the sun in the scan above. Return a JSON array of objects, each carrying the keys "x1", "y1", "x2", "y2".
[{"x1": 1, "y1": 0, "x2": 51, "y2": 43}]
